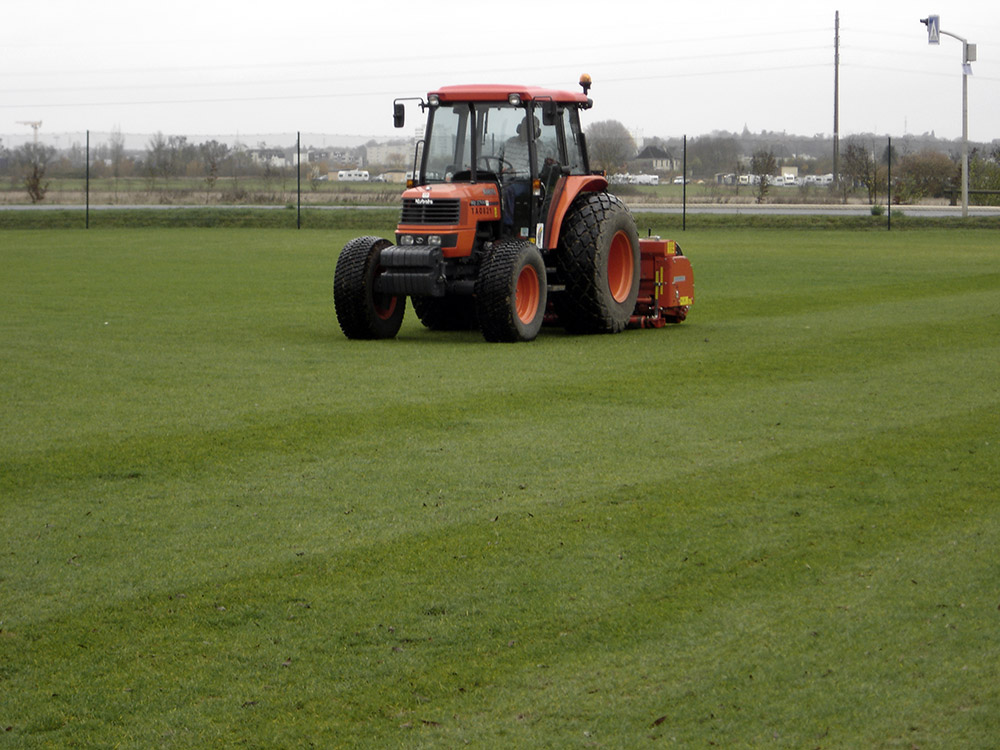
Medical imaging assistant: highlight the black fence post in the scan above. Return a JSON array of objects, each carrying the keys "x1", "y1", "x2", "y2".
[
  {"x1": 85, "y1": 130, "x2": 90, "y2": 229},
  {"x1": 887, "y1": 135, "x2": 892, "y2": 231},
  {"x1": 682, "y1": 134, "x2": 687, "y2": 231},
  {"x1": 297, "y1": 132, "x2": 302, "y2": 229}
]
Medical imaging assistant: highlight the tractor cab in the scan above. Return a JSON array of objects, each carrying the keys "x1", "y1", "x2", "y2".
[{"x1": 397, "y1": 84, "x2": 593, "y2": 248}]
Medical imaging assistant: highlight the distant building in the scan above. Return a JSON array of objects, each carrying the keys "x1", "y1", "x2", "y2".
[
  {"x1": 249, "y1": 148, "x2": 287, "y2": 168},
  {"x1": 634, "y1": 145, "x2": 678, "y2": 172},
  {"x1": 307, "y1": 148, "x2": 357, "y2": 165},
  {"x1": 366, "y1": 141, "x2": 415, "y2": 168}
]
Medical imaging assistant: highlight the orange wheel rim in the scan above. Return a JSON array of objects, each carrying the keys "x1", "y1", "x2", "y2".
[
  {"x1": 515, "y1": 264, "x2": 540, "y2": 324},
  {"x1": 608, "y1": 231, "x2": 635, "y2": 304},
  {"x1": 373, "y1": 265, "x2": 398, "y2": 320},
  {"x1": 374, "y1": 294, "x2": 398, "y2": 320}
]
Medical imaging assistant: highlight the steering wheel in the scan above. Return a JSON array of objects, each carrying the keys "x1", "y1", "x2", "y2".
[{"x1": 478, "y1": 155, "x2": 513, "y2": 174}]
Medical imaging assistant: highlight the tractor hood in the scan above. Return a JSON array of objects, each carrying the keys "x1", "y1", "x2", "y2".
[{"x1": 396, "y1": 182, "x2": 501, "y2": 258}]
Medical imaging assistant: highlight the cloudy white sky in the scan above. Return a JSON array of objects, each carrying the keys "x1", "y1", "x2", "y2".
[{"x1": 2, "y1": 0, "x2": 998, "y2": 145}]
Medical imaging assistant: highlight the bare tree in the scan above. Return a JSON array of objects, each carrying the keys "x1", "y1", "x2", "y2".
[
  {"x1": 970, "y1": 147, "x2": 1000, "y2": 206},
  {"x1": 750, "y1": 149, "x2": 776, "y2": 204},
  {"x1": 200, "y1": 139, "x2": 228, "y2": 198},
  {"x1": 166, "y1": 135, "x2": 193, "y2": 177},
  {"x1": 17, "y1": 142, "x2": 57, "y2": 203},
  {"x1": 896, "y1": 149, "x2": 958, "y2": 203},
  {"x1": 257, "y1": 141, "x2": 279, "y2": 200},
  {"x1": 227, "y1": 141, "x2": 251, "y2": 201},
  {"x1": 842, "y1": 139, "x2": 886, "y2": 205},
  {"x1": 108, "y1": 127, "x2": 126, "y2": 200},
  {"x1": 585, "y1": 120, "x2": 636, "y2": 173},
  {"x1": 145, "y1": 132, "x2": 169, "y2": 191},
  {"x1": 109, "y1": 127, "x2": 126, "y2": 176}
]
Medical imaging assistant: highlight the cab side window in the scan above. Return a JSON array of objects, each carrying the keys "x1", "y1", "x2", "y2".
[
  {"x1": 560, "y1": 108, "x2": 586, "y2": 175},
  {"x1": 535, "y1": 112, "x2": 560, "y2": 170}
]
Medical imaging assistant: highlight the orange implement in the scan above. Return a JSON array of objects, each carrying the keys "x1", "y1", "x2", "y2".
[{"x1": 629, "y1": 238, "x2": 695, "y2": 328}]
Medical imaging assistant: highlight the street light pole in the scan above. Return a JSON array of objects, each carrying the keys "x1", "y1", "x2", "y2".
[
  {"x1": 920, "y1": 16, "x2": 976, "y2": 218},
  {"x1": 961, "y1": 44, "x2": 968, "y2": 218}
]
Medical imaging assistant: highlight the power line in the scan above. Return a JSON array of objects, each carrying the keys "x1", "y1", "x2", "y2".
[
  {"x1": 0, "y1": 62, "x2": 838, "y2": 111},
  {"x1": 4, "y1": 27, "x2": 834, "y2": 81},
  {"x1": 0, "y1": 45, "x2": 831, "y2": 98}
]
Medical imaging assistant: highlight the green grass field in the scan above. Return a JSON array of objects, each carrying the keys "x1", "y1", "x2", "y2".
[{"x1": 2, "y1": 225, "x2": 999, "y2": 748}]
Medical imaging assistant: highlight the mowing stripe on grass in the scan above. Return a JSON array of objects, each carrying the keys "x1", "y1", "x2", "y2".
[{"x1": 2, "y1": 227, "x2": 999, "y2": 747}]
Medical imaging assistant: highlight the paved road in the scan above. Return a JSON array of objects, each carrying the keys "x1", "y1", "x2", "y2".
[
  {"x1": 629, "y1": 204, "x2": 1000, "y2": 218},
  {"x1": 0, "y1": 204, "x2": 388, "y2": 211},
  {"x1": 3, "y1": 203, "x2": 999, "y2": 219}
]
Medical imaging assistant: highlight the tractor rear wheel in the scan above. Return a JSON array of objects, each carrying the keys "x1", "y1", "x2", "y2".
[
  {"x1": 475, "y1": 240, "x2": 547, "y2": 342},
  {"x1": 555, "y1": 192, "x2": 640, "y2": 334},
  {"x1": 333, "y1": 236, "x2": 405, "y2": 339}
]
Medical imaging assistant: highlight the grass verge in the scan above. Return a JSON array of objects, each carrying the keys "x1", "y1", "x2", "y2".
[
  {"x1": 3, "y1": 206, "x2": 999, "y2": 231},
  {"x1": 0, "y1": 208, "x2": 401, "y2": 231}
]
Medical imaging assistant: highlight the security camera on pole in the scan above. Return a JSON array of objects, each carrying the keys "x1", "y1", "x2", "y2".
[{"x1": 920, "y1": 15, "x2": 976, "y2": 218}]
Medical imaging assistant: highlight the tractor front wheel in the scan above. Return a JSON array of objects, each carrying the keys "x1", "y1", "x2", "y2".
[
  {"x1": 333, "y1": 236, "x2": 405, "y2": 339},
  {"x1": 555, "y1": 192, "x2": 640, "y2": 334},
  {"x1": 475, "y1": 240, "x2": 547, "y2": 342}
]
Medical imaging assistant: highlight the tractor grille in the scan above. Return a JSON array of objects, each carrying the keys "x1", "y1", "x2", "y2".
[{"x1": 400, "y1": 198, "x2": 461, "y2": 225}]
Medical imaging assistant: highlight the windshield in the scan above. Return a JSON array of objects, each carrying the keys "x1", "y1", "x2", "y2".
[
  {"x1": 424, "y1": 105, "x2": 471, "y2": 182},
  {"x1": 476, "y1": 105, "x2": 529, "y2": 179},
  {"x1": 421, "y1": 100, "x2": 583, "y2": 184},
  {"x1": 423, "y1": 103, "x2": 546, "y2": 183}
]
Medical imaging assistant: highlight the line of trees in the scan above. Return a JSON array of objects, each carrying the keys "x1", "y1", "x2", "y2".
[
  {"x1": 839, "y1": 138, "x2": 1000, "y2": 205},
  {"x1": 582, "y1": 119, "x2": 1000, "y2": 205},
  {"x1": 4, "y1": 125, "x2": 1000, "y2": 205},
  {"x1": 0, "y1": 129, "x2": 373, "y2": 203}
]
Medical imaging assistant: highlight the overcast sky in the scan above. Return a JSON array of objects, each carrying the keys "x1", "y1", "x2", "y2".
[{"x1": 2, "y1": 0, "x2": 999, "y2": 146}]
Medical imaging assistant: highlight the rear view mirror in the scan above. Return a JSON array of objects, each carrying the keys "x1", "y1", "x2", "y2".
[
  {"x1": 542, "y1": 101, "x2": 557, "y2": 127},
  {"x1": 393, "y1": 102, "x2": 405, "y2": 128}
]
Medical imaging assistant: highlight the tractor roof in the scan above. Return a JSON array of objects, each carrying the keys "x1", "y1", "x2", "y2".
[{"x1": 430, "y1": 84, "x2": 591, "y2": 106}]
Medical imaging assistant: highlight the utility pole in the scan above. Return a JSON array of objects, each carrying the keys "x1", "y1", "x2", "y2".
[
  {"x1": 833, "y1": 11, "x2": 840, "y2": 187},
  {"x1": 920, "y1": 15, "x2": 975, "y2": 218}
]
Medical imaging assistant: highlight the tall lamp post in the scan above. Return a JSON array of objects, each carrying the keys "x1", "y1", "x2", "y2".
[{"x1": 920, "y1": 15, "x2": 976, "y2": 218}]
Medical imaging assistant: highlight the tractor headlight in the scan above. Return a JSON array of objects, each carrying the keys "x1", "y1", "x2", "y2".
[{"x1": 396, "y1": 233, "x2": 457, "y2": 248}]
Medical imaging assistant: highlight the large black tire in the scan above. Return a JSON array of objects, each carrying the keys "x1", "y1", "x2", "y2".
[
  {"x1": 474, "y1": 240, "x2": 548, "y2": 342},
  {"x1": 554, "y1": 192, "x2": 640, "y2": 334},
  {"x1": 411, "y1": 295, "x2": 479, "y2": 331},
  {"x1": 333, "y1": 236, "x2": 405, "y2": 339}
]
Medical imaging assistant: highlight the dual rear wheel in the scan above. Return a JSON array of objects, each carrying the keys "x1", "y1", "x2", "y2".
[{"x1": 554, "y1": 192, "x2": 640, "y2": 333}]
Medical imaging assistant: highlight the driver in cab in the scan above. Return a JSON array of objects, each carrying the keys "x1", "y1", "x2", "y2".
[{"x1": 500, "y1": 114, "x2": 553, "y2": 228}]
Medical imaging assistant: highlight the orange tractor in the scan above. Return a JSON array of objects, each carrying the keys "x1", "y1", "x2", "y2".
[{"x1": 334, "y1": 76, "x2": 693, "y2": 342}]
